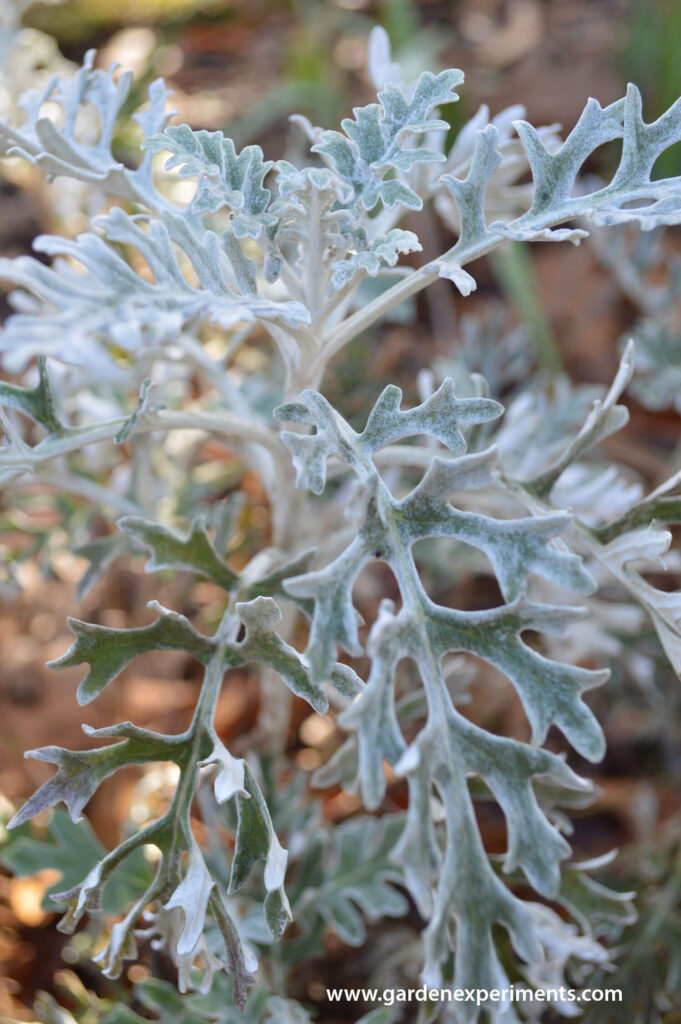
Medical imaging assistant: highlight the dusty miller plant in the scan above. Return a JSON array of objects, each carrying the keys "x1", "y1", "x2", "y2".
[{"x1": 3, "y1": 25, "x2": 681, "y2": 1023}]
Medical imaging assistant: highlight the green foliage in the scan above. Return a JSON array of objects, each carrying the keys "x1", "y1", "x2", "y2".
[
  {"x1": 312, "y1": 68, "x2": 464, "y2": 211},
  {"x1": 277, "y1": 383, "x2": 612, "y2": 1002},
  {"x1": 2, "y1": 24, "x2": 681, "y2": 1024},
  {"x1": 1, "y1": 809, "x2": 152, "y2": 911},
  {"x1": 313, "y1": 815, "x2": 408, "y2": 946}
]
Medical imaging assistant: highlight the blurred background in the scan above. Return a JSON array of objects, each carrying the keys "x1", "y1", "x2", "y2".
[{"x1": 1, "y1": 1, "x2": 681, "y2": 1022}]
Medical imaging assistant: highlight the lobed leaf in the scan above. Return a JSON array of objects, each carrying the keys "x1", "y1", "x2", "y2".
[
  {"x1": 142, "y1": 125, "x2": 272, "y2": 217},
  {"x1": 117, "y1": 514, "x2": 240, "y2": 591},
  {"x1": 329, "y1": 229, "x2": 421, "y2": 291},
  {"x1": 0, "y1": 207, "x2": 309, "y2": 372},
  {"x1": 284, "y1": 384, "x2": 609, "y2": 998},
  {"x1": 314, "y1": 815, "x2": 408, "y2": 946},
  {"x1": 312, "y1": 68, "x2": 463, "y2": 211},
  {"x1": 8, "y1": 726, "x2": 184, "y2": 828},
  {"x1": 49, "y1": 602, "x2": 218, "y2": 704}
]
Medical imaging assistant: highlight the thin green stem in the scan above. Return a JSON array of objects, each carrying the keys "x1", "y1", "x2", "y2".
[
  {"x1": 594, "y1": 496, "x2": 681, "y2": 544},
  {"x1": 162, "y1": 606, "x2": 240, "y2": 881}
]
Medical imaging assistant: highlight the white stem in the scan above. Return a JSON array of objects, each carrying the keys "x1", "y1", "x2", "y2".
[{"x1": 22, "y1": 469, "x2": 145, "y2": 516}]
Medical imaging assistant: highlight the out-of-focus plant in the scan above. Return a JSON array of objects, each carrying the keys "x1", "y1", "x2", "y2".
[
  {"x1": 23, "y1": 0, "x2": 231, "y2": 46},
  {"x1": 579, "y1": 815, "x2": 681, "y2": 1024},
  {"x1": 619, "y1": 0, "x2": 681, "y2": 180},
  {"x1": 0, "y1": 1, "x2": 72, "y2": 119},
  {"x1": 590, "y1": 223, "x2": 681, "y2": 416},
  {"x1": 4, "y1": 24, "x2": 681, "y2": 1023}
]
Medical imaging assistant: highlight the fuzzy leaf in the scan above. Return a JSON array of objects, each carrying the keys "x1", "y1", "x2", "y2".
[
  {"x1": 440, "y1": 124, "x2": 502, "y2": 252},
  {"x1": 435, "y1": 87, "x2": 681, "y2": 295},
  {"x1": 329, "y1": 229, "x2": 421, "y2": 290},
  {"x1": 8, "y1": 732, "x2": 178, "y2": 829},
  {"x1": 0, "y1": 357, "x2": 64, "y2": 435},
  {"x1": 426, "y1": 600, "x2": 607, "y2": 760},
  {"x1": 284, "y1": 535, "x2": 371, "y2": 679},
  {"x1": 337, "y1": 601, "x2": 408, "y2": 808},
  {"x1": 360, "y1": 380, "x2": 502, "y2": 454},
  {"x1": 314, "y1": 815, "x2": 408, "y2": 946},
  {"x1": 235, "y1": 597, "x2": 363, "y2": 713},
  {"x1": 164, "y1": 837, "x2": 216, "y2": 956},
  {"x1": 284, "y1": 384, "x2": 608, "y2": 998},
  {"x1": 143, "y1": 125, "x2": 272, "y2": 217},
  {"x1": 527, "y1": 340, "x2": 635, "y2": 497},
  {"x1": 591, "y1": 523, "x2": 681, "y2": 675},
  {"x1": 49, "y1": 602, "x2": 217, "y2": 704},
  {"x1": 117, "y1": 515, "x2": 240, "y2": 591},
  {"x1": 199, "y1": 732, "x2": 248, "y2": 805},
  {"x1": 397, "y1": 486, "x2": 595, "y2": 601},
  {"x1": 0, "y1": 207, "x2": 309, "y2": 372},
  {"x1": 514, "y1": 87, "x2": 681, "y2": 230},
  {"x1": 229, "y1": 766, "x2": 292, "y2": 940},
  {"x1": 276, "y1": 379, "x2": 502, "y2": 496},
  {"x1": 92, "y1": 899, "x2": 142, "y2": 979},
  {"x1": 0, "y1": 52, "x2": 171, "y2": 195},
  {"x1": 1, "y1": 810, "x2": 104, "y2": 910},
  {"x1": 312, "y1": 69, "x2": 463, "y2": 210}
]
